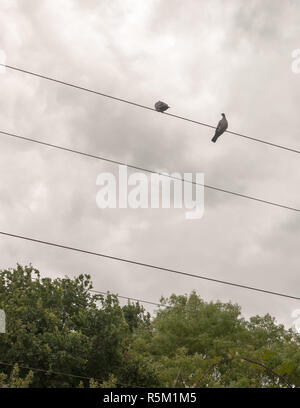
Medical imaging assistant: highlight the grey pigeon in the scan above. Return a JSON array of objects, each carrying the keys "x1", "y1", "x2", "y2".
[
  {"x1": 154, "y1": 101, "x2": 170, "y2": 112},
  {"x1": 211, "y1": 113, "x2": 228, "y2": 143}
]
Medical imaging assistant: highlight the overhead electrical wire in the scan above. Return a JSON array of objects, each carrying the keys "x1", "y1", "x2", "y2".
[
  {"x1": 0, "y1": 361, "x2": 104, "y2": 382},
  {"x1": 0, "y1": 129, "x2": 299, "y2": 213},
  {"x1": 0, "y1": 361, "x2": 144, "y2": 387},
  {"x1": 30, "y1": 275, "x2": 162, "y2": 307},
  {"x1": 89, "y1": 289, "x2": 162, "y2": 307},
  {"x1": 1, "y1": 63, "x2": 300, "y2": 155},
  {"x1": 0, "y1": 230, "x2": 299, "y2": 301}
]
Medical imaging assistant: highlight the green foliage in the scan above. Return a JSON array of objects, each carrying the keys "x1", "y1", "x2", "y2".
[
  {"x1": 0, "y1": 364, "x2": 33, "y2": 388},
  {"x1": 131, "y1": 291, "x2": 300, "y2": 388},
  {"x1": 0, "y1": 265, "x2": 151, "y2": 387},
  {"x1": 1, "y1": 266, "x2": 300, "y2": 388}
]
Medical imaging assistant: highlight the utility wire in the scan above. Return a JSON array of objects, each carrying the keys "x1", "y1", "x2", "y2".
[
  {"x1": 0, "y1": 361, "x2": 103, "y2": 382},
  {"x1": 0, "y1": 129, "x2": 299, "y2": 213},
  {"x1": 0, "y1": 230, "x2": 299, "y2": 301},
  {"x1": 31, "y1": 275, "x2": 162, "y2": 307},
  {"x1": 1, "y1": 63, "x2": 300, "y2": 155},
  {"x1": 89, "y1": 289, "x2": 162, "y2": 307},
  {"x1": 0, "y1": 361, "x2": 144, "y2": 387}
]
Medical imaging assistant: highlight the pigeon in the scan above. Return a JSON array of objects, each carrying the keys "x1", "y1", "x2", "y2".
[
  {"x1": 154, "y1": 101, "x2": 170, "y2": 112},
  {"x1": 211, "y1": 113, "x2": 228, "y2": 143}
]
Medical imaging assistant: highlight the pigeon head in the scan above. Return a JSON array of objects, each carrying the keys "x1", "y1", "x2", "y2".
[{"x1": 221, "y1": 113, "x2": 226, "y2": 117}]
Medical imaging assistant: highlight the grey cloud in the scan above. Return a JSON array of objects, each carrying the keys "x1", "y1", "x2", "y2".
[{"x1": 0, "y1": 0, "x2": 299, "y2": 330}]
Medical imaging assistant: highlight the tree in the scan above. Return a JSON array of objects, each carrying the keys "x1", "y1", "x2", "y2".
[
  {"x1": 131, "y1": 292, "x2": 300, "y2": 387},
  {"x1": 0, "y1": 265, "x2": 151, "y2": 387},
  {"x1": 0, "y1": 364, "x2": 33, "y2": 388},
  {"x1": 1, "y1": 266, "x2": 299, "y2": 388}
]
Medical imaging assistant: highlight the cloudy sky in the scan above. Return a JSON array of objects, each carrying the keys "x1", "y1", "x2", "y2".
[{"x1": 0, "y1": 0, "x2": 300, "y2": 328}]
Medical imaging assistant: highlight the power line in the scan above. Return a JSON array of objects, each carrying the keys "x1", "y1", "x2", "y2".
[
  {"x1": 0, "y1": 230, "x2": 299, "y2": 301},
  {"x1": 31, "y1": 275, "x2": 162, "y2": 307},
  {"x1": 0, "y1": 361, "x2": 102, "y2": 382},
  {"x1": 1, "y1": 129, "x2": 299, "y2": 213},
  {"x1": 89, "y1": 289, "x2": 162, "y2": 307},
  {"x1": 0, "y1": 361, "x2": 144, "y2": 387},
  {"x1": 1, "y1": 63, "x2": 300, "y2": 155}
]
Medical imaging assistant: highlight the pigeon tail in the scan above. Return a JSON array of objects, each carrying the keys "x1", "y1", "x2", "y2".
[{"x1": 211, "y1": 114, "x2": 228, "y2": 143}]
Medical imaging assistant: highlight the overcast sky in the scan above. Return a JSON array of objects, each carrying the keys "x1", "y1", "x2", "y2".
[{"x1": 0, "y1": 0, "x2": 300, "y2": 329}]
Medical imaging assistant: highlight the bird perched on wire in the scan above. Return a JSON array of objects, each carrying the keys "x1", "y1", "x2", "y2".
[
  {"x1": 154, "y1": 101, "x2": 170, "y2": 112},
  {"x1": 211, "y1": 113, "x2": 228, "y2": 143}
]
